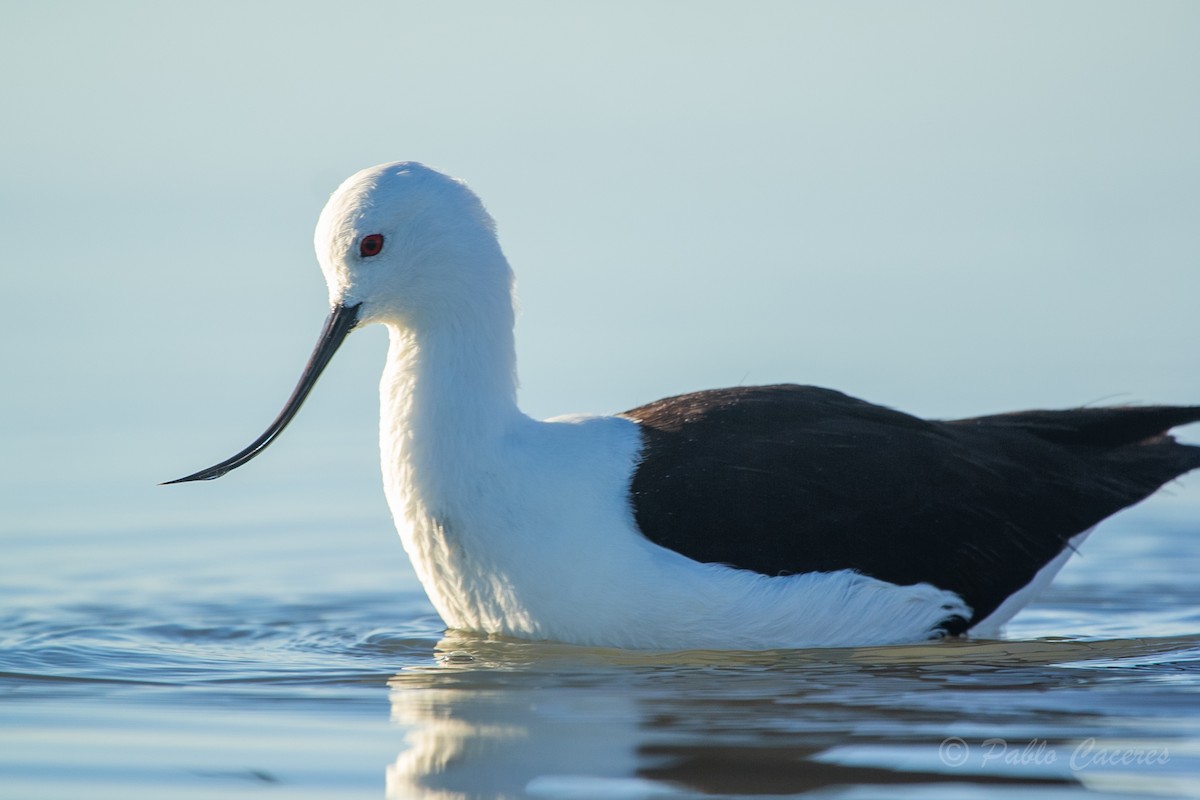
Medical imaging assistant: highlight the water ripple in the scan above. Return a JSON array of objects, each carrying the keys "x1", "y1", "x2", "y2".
[{"x1": 0, "y1": 591, "x2": 444, "y2": 691}]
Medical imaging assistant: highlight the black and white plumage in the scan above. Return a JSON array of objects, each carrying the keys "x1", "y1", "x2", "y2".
[
  {"x1": 169, "y1": 162, "x2": 1200, "y2": 650},
  {"x1": 625, "y1": 385, "x2": 1200, "y2": 635}
]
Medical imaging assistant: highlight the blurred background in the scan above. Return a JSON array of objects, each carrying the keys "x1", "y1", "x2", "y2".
[
  {"x1": 2, "y1": 0, "x2": 1198, "y2": 580},
  {"x1": 4, "y1": 5, "x2": 1200, "y2": 796}
]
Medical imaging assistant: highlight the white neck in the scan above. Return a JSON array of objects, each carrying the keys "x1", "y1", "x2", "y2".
[
  {"x1": 376, "y1": 291, "x2": 532, "y2": 628},
  {"x1": 379, "y1": 305, "x2": 523, "y2": 484}
]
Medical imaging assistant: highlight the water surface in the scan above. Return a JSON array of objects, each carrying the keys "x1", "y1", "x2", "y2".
[{"x1": 4, "y1": 503, "x2": 1200, "y2": 799}]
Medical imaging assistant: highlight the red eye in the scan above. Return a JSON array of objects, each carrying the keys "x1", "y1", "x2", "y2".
[{"x1": 359, "y1": 234, "x2": 385, "y2": 257}]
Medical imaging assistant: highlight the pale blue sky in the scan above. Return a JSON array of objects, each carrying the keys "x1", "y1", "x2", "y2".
[{"x1": 2, "y1": 1, "x2": 1198, "y2": 534}]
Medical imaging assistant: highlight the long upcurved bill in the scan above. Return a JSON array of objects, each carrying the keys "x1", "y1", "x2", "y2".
[{"x1": 163, "y1": 302, "x2": 361, "y2": 484}]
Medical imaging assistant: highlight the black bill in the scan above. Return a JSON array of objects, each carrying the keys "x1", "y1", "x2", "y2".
[{"x1": 163, "y1": 302, "x2": 362, "y2": 484}]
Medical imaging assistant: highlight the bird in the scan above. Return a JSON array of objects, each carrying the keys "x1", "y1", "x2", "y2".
[{"x1": 167, "y1": 161, "x2": 1200, "y2": 650}]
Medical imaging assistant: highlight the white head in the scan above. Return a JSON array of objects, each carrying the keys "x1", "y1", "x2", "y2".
[
  {"x1": 313, "y1": 161, "x2": 513, "y2": 330},
  {"x1": 166, "y1": 161, "x2": 516, "y2": 484}
]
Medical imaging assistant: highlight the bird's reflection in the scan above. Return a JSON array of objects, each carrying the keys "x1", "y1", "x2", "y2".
[
  {"x1": 384, "y1": 633, "x2": 1200, "y2": 798},
  {"x1": 386, "y1": 636, "x2": 649, "y2": 798}
]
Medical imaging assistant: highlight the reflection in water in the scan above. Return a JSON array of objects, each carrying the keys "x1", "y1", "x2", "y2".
[
  {"x1": 385, "y1": 633, "x2": 1200, "y2": 798},
  {"x1": 387, "y1": 640, "x2": 647, "y2": 798}
]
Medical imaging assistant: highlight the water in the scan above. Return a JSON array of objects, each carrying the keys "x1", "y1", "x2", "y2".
[{"x1": 5, "y1": 495, "x2": 1200, "y2": 799}]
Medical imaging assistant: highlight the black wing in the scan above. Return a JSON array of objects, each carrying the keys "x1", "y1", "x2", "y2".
[{"x1": 622, "y1": 384, "x2": 1200, "y2": 630}]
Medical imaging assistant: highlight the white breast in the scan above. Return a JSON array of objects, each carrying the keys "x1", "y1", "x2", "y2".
[{"x1": 383, "y1": 406, "x2": 971, "y2": 650}]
